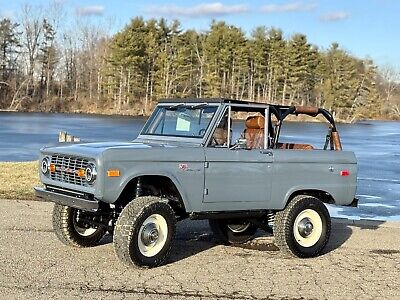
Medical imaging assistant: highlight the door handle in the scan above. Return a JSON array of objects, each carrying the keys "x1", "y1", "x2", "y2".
[{"x1": 261, "y1": 150, "x2": 273, "y2": 156}]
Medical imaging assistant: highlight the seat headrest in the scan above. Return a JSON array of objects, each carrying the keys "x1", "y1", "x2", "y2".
[{"x1": 245, "y1": 116, "x2": 265, "y2": 129}]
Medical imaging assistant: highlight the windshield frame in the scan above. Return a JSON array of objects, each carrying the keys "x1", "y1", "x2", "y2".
[{"x1": 138, "y1": 103, "x2": 220, "y2": 142}]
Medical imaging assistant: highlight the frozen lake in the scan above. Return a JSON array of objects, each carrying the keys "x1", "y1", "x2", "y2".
[{"x1": 0, "y1": 111, "x2": 399, "y2": 221}]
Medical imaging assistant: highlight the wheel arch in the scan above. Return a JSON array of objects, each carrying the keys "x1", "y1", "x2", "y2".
[
  {"x1": 114, "y1": 173, "x2": 188, "y2": 216},
  {"x1": 284, "y1": 189, "x2": 335, "y2": 208}
]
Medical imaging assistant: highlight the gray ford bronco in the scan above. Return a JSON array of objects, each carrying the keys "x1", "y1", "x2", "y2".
[{"x1": 35, "y1": 98, "x2": 358, "y2": 268}]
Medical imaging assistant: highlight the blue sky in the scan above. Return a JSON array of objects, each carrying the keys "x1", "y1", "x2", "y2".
[{"x1": 1, "y1": 0, "x2": 399, "y2": 69}]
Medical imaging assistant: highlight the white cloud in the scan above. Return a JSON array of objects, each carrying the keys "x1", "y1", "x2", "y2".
[
  {"x1": 75, "y1": 5, "x2": 105, "y2": 17},
  {"x1": 320, "y1": 11, "x2": 350, "y2": 22},
  {"x1": 261, "y1": 1, "x2": 317, "y2": 13},
  {"x1": 145, "y1": 2, "x2": 249, "y2": 18}
]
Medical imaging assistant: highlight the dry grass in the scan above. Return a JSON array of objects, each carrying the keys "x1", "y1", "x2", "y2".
[{"x1": 0, "y1": 161, "x2": 41, "y2": 200}]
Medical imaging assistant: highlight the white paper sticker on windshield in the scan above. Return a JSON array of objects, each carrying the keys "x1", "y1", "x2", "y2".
[{"x1": 176, "y1": 116, "x2": 191, "y2": 132}]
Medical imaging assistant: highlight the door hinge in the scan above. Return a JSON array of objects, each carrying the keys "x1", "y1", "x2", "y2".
[
  {"x1": 204, "y1": 188, "x2": 208, "y2": 195},
  {"x1": 204, "y1": 161, "x2": 209, "y2": 168}
]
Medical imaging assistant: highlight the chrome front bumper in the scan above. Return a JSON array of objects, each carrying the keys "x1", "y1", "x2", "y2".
[{"x1": 34, "y1": 187, "x2": 99, "y2": 212}]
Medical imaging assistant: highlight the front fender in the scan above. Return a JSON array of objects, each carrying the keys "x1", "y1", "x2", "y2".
[{"x1": 100, "y1": 161, "x2": 194, "y2": 212}]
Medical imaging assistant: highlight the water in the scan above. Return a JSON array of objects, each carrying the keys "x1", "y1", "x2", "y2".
[
  {"x1": 0, "y1": 112, "x2": 147, "y2": 161},
  {"x1": 0, "y1": 112, "x2": 399, "y2": 221}
]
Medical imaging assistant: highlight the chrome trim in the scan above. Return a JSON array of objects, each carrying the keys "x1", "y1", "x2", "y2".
[
  {"x1": 46, "y1": 185, "x2": 85, "y2": 196},
  {"x1": 50, "y1": 154, "x2": 90, "y2": 187},
  {"x1": 85, "y1": 163, "x2": 97, "y2": 184},
  {"x1": 227, "y1": 105, "x2": 232, "y2": 147},
  {"x1": 41, "y1": 157, "x2": 50, "y2": 175}
]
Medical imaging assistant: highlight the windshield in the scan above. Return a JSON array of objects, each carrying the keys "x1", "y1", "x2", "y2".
[{"x1": 141, "y1": 104, "x2": 218, "y2": 138}]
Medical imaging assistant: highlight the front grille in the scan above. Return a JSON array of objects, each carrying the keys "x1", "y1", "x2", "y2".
[{"x1": 50, "y1": 154, "x2": 90, "y2": 186}]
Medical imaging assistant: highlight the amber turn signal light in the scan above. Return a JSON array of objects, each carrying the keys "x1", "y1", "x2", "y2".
[
  {"x1": 107, "y1": 170, "x2": 120, "y2": 177},
  {"x1": 77, "y1": 169, "x2": 85, "y2": 177}
]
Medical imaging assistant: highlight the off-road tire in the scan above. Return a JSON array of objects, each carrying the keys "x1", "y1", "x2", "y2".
[
  {"x1": 113, "y1": 196, "x2": 176, "y2": 268},
  {"x1": 209, "y1": 219, "x2": 258, "y2": 245},
  {"x1": 52, "y1": 204, "x2": 106, "y2": 247},
  {"x1": 274, "y1": 195, "x2": 331, "y2": 258}
]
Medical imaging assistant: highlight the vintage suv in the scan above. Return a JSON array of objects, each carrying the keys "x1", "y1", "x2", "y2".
[{"x1": 35, "y1": 98, "x2": 358, "y2": 268}]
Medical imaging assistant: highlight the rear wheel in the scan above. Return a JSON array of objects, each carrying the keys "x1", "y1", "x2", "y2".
[
  {"x1": 209, "y1": 219, "x2": 257, "y2": 245},
  {"x1": 52, "y1": 204, "x2": 106, "y2": 247},
  {"x1": 113, "y1": 196, "x2": 176, "y2": 268},
  {"x1": 274, "y1": 195, "x2": 331, "y2": 258}
]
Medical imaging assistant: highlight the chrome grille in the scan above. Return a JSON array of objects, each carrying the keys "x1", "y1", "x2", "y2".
[{"x1": 50, "y1": 154, "x2": 90, "y2": 186}]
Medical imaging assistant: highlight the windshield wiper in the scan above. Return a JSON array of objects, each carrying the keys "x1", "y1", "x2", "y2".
[
  {"x1": 166, "y1": 103, "x2": 185, "y2": 110},
  {"x1": 166, "y1": 102, "x2": 208, "y2": 110},
  {"x1": 189, "y1": 103, "x2": 208, "y2": 109}
]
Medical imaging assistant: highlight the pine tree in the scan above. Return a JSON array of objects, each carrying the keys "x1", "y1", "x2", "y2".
[{"x1": 0, "y1": 18, "x2": 21, "y2": 106}]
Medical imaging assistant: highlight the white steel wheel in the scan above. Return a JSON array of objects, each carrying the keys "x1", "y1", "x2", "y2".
[
  {"x1": 113, "y1": 196, "x2": 177, "y2": 268},
  {"x1": 227, "y1": 222, "x2": 251, "y2": 233},
  {"x1": 209, "y1": 219, "x2": 258, "y2": 245},
  {"x1": 137, "y1": 214, "x2": 168, "y2": 257},
  {"x1": 274, "y1": 195, "x2": 331, "y2": 258},
  {"x1": 52, "y1": 204, "x2": 106, "y2": 248},
  {"x1": 73, "y1": 214, "x2": 98, "y2": 237},
  {"x1": 293, "y1": 209, "x2": 323, "y2": 248}
]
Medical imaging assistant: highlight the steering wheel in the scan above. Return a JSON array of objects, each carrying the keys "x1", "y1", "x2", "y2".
[{"x1": 198, "y1": 128, "x2": 206, "y2": 136}]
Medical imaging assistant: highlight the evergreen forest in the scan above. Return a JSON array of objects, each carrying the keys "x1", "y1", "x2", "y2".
[{"x1": 1, "y1": 8, "x2": 399, "y2": 121}]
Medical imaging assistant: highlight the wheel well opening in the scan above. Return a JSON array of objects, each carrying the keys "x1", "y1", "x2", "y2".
[
  {"x1": 288, "y1": 190, "x2": 335, "y2": 206},
  {"x1": 115, "y1": 175, "x2": 186, "y2": 217}
]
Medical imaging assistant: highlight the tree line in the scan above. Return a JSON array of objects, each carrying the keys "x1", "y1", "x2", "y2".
[{"x1": 0, "y1": 9, "x2": 399, "y2": 121}]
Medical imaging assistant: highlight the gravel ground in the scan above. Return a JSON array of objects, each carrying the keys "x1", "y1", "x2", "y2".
[{"x1": 1, "y1": 199, "x2": 399, "y2": 300}]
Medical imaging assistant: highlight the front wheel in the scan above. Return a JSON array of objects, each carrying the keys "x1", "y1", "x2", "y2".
[
  {"x1": 52, "y1": 204, "x2": 106, "y2": 247},
  {"x1": 209, "y1": 219, "x2": 258, "y2": 245},
  {"x1": 113, "y1": 196, "x2": 176, "y2": 268},
  {"x1": 274, "y1": 195, "x2": 331, "y2": 258}
]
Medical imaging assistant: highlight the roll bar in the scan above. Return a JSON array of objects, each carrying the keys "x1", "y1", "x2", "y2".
[{"x1": 272, "y1": 105, "x2": 342, "y2": 151}]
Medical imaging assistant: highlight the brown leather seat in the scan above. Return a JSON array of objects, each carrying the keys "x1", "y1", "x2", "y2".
[
  {"x1": 277, "y1": 143, "x2": 314, "y2": 150},
  {"x1": 243, "y1": 115, "x2": 314, "y2": 150},
  {"x1": 244, "y1": 116, "x2": 265, "y2": 149}
]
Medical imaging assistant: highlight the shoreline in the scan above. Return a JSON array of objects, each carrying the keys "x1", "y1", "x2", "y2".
[
  {"x1": 1, "y1": 108, "x2": 399, "y2": 124},
  {"x1": 1, "y1": 161, "x2": 399, "y2": 223}
]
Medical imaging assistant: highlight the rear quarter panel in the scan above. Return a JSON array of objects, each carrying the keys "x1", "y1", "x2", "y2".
[{"x1": 270, "y1": 149, "x2": 357, "y2": 209}]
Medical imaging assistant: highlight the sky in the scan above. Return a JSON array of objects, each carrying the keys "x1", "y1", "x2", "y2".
[{"x1": 1, "y1": 0, "x2": 399, "y2": 69}]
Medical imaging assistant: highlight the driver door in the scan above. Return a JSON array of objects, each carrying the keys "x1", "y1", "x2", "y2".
[{"x1": 202, "y1": 147, "x2": 273, "y2": 211}]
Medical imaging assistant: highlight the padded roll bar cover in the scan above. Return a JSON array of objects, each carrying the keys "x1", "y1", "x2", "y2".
[
  {"x1": 295, "y1": 106, "x2": 319, "y2": 115},
  {"x1": 331, "y1": 131, "x2": 342, "y2": 151},
  {"x1": 245, "y1": 115, "x2": 265, "y2": 129}
]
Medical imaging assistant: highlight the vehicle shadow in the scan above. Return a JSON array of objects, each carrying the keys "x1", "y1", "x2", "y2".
[
  {"x1": 323, "y1": 219, "x2": 385, "y2": 254},
  {"x1": 167, "y1": 220, "x2": 216, "y2": 264},
  {"x1": 323, "y1": 223, "x2": 353, "y2": 254},
  {"x1": 100, "y1": 218, "x2": 387, "y2": 263}
]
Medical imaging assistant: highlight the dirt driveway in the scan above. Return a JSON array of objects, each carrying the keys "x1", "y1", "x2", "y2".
[{"x1": 1, "y1": 199, "x2": 399, "y2": 299}]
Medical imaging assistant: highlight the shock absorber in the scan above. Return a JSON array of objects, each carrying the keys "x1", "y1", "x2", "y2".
[{"x1": 135, "y1": 177, "x2": 143, "y2": 198}]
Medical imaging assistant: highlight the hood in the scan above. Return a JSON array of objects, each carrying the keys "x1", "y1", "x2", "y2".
[{"x1": 41, "y1": 141, "x2": 164, "y2": 159}]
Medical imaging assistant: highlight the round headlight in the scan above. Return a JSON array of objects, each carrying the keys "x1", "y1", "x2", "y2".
[
  {"x1": 85, "y1": 163, "x2": 97, "y2": 184},
  {"x1": 41, "y1": 157, "x2": 50, "y2": 175}
]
